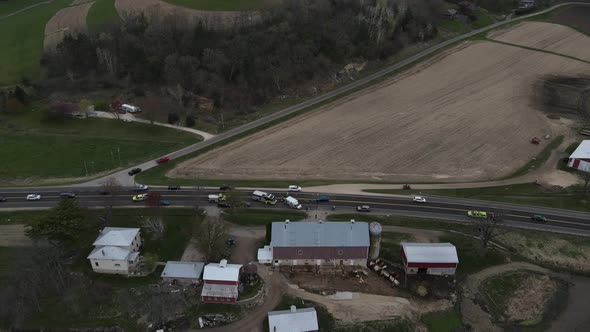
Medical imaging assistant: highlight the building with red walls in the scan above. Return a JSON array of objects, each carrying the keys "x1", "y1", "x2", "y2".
[{"x1": 201, "y1": 259, "x2": 242, "y2": 304}]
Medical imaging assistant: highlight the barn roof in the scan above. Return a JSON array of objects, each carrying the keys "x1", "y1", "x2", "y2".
[
  {"x1": 268, "y1": 306, "x2": 319, "y2": 332},
  {"x1": 401, "y1": 243, "x2": 459, "y2": 263},
  {"x1": 271, "y1": 221, "x2": 369, "y2": 247},
  {"x1": 93, "y1": 227, "x2": 140, "y2": 247},
  {"x1": 203, "y1": 260, "x2": 242, "y2": 282},
  {"x1": 569, "y1": 140, "x2": 590, "y2": 160},
  {"x1": 87, "y1": 246, "x2": 132, "y2": 260},
  {"x1": 161, "y1": 261, "x2": 204, "y2": 280}
]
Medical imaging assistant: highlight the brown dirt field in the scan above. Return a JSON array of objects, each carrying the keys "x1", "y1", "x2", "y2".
[
  {"x1": 170, "y1": 41, "x2": 590, "y2": 183},
  {"x1": 0, "y1": 224, "x2": 33, "y2": 246},
  {"x1": 551, "y1": 6, "x2": 590, "y2": 34},
  {"x1": 44, "y1": 1, "x2": 94, "y2": 49},
  {"x1": 489, "y1": 22, "x2": 590, "y2": 62},
  {"x1": 505, "y1": 273, "x2": 557, "y2": 322},
  {"x1": 115, "y1": 0, "x2": 259, "y2": 30}
]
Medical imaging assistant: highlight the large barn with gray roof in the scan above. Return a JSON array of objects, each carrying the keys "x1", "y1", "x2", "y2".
[{"x1": 260, "y1": 220, "x2": 370, "y2": 266}]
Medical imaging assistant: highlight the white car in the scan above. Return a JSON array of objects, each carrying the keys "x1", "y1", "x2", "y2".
[
  {"x1": 132, "y1": 184, "x2": 149, "y2": 191},
  {"x1": 26, "y1": 194, "x2": 41, "y2": 201},
  {"x1": 413, "y1": 196, "x2": 426, "y2": 203},
  {"x1": 288, "y1": 185, "x2": 302, "y2": 192}
]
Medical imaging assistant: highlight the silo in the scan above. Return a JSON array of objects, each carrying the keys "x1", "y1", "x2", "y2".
[{"x1": 368, "y1": 222, "x2": 382, "y2": 260}]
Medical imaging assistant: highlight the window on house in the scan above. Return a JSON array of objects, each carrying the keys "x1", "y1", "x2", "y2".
[
  {"x1": 338, "y1": 249, "x2": 343, "y2": 255},
  {"x1": 94, "y1": 262, "x2": 99, "y2": 267},
  {"x1": 115, "y1": 263, "x2": 121, "y2": 267},
  {"x1": 297, "y1": 249, "x2": 303, "y2": 255}
]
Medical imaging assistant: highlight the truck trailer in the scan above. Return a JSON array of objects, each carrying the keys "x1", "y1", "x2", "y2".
[
  {"x1": 285, "y1": 196, "x2": 302, "y2": 209},
  {"x1": 208, "y1": 194, "x2": 226, "y2": 203}
]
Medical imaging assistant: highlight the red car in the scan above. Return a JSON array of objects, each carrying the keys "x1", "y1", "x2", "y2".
[{"x1": 156, "y1": 157, "x2": 170, "y2": 164}]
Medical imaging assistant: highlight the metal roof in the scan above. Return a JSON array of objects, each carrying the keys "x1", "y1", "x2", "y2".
[
  {"x1": 268, "y1": 307, "x2": 319, "y2": 332},
  {"x1": 569, "y1": 140, "x2": 590, "y2": 159},
  {"x1": 271, "y1": 221, "x2": 369, "y2": 247},
  {"x1": 201, "y1": 283, "x2": 239, "y2": 298},
  {"x1": 161, "y1": 261, "x2": 205, "y2": 279},
  {"x1": 87, "y1": 246, "x2": 132, "y2": 260},
  {"x1": 93, "y1": 227, "x2": 140, "y2": 247},
  {"x1": 203, "y1": 260, "x2": 242, "y2": 281},
  {"x1": 401, "y1": 243, "x2": 459, "y2": 263}
]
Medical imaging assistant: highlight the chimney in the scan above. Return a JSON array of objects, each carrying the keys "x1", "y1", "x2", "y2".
[
  {"x1": 318, "y1": 220, "x2": 323, "y2": 224},
  {"x1": 219, "y1": 259, "x2": 227, "y2": 268},
  {"x1": 101, "y1": 249, "x2": 105, "y2": 256},
  {"x1": 351, "y1": 219, "x2": 355, "y2": 224},
  {"x1": 285, "y1": 219, "x2": 290, "y2": 223},
  {"x1": 290, "y1": 305, "x2": 296, "y2": 313}
]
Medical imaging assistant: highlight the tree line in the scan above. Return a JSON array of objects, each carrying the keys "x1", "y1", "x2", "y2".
[{"x1": 41, "y1": 0, "x2": 442, "y2": 119}]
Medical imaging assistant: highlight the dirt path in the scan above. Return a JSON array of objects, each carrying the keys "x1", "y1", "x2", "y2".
[
  {"x1": 0, "y1": 224, "x2": 33, "y2": 246},
  {"x1": 115, "y1": 0, "x2": 259, "y2": 30},
  {"x1": 461, "y1": 262, "x2": 589, "y2": 332},
  {"x1": 43, "y1": 1, "x2": 94, "y2": 49}
]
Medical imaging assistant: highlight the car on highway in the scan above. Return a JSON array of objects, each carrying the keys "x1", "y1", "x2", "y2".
[
  {"x1": 413, "y1": 196, "x2": 426, "y2": 203},
  {"x1": 160, "y1": 200, "x2": 171, "y2": 206},
  {"x1": 132, "y1": 194, "x2": 148, "y2": 202},
  {"x1": 467, "y1": 210, "x2": 487, "y2": 218},
  {"x1": 156, "y1": 157, "x2": 170, "y2": 164},
  {"x1": 59, "y1": 192, "x2": 76, "y2": 198},
  {"x1": 219, "y1": 184, "x2": 233, "y2": 191},
  {"x1": 288, "y1": 185, "x2": 302, "y2": 192},
  {"x1": 132, "y1": 184, "x2": 149, "y2": 191},
  {"x1": 0, "y1": 196, "x2": 6, "y2": 202},
  {"x1": 168, "y1": 185, "x2": 181, "y2": 190},
  {"x1": 99, "y1": 190, "x2": 111, "y2": 195},
  {"x1": 218, "y1": 201, "x2": 230, "y2": 208},
  {"x1": 531, "y1": 214, "x2": 547, "y2": 222},
  {"x1": 26, "y1": 194, "x2": 41, "y2": 201},
  {"x1": 356, "y1": 205, "x2": 371, "y2": 212},
  {"x1": 128, "y1": 168, "x2": 142, "y2": 176},
  {"x1": 314, "y1": 195, "x2": 330, "y2": 203}
]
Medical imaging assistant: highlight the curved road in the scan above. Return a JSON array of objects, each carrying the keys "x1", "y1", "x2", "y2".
[
  {"x1": 1, "y1": 188, "x2": 589, "y2": 236},
  {"x1": 66, "y1": 1, "x2": 590, "y2": 188}
]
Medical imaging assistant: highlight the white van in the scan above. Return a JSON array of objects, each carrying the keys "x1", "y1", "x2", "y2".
[
  {"x1": 121, "y1": 104, "x2": 141, "y2": 113},
  {"x1": 285, "y1": 196, "x2": 302, "y2": 210}
]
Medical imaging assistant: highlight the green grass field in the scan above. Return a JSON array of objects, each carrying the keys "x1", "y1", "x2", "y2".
[
  {"x1": 0, "y1": 109, "x2": 200, "y2": 184},
  {"x1": 0, "y1": 0, "x2": 70, "y2": 86},
  {"x1": 421, "y1": 308, "x2": 463, "y2": 332},
  {"x1": 86, "y1": 0, "x2": 119, "y2": 31},
  {"x1": 223, "y1": 208, "x2": 305, "y2": 225},
  {"x1": 0, "y1": 0, "x2": 49, "y2": 16},
  {"x1": 163, "y1": 0, "x2": 278, "y2": 11}
]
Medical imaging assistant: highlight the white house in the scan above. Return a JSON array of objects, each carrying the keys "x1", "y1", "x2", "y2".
[
  {"x1": 268, "y1": 306, "x2": 319, "y2": 332},
  {"x1": 87, "y1": 227, "x2": 142, "y2": 275}
]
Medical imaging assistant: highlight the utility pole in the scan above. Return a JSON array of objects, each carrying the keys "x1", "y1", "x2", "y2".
[{"x1": 83, "y1": 160, "x2": 88, "y2": 176}]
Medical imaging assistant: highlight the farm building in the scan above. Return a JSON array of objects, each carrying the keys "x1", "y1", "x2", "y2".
[
  {"x1": 401, "y1": 243, "x2": 459, "y2": 276},
  {"x1": 201, "y1": 259, "x2": 242, "y2": 304},
  {"x1": 568, "y1": 140, "x2": 590, "y2": 173},
  {"x1": 87, "y1": 227, "x2": 142, "y2": 275},
  {"x1": 259, "y1": 220, "x2": 370, "y2": 266},
  {"x1": 161, "y1": 261, "x2": 205, "y2": 285},
  {"x1": 268, "y1": 306, "x2": 319, "y2": 332}
]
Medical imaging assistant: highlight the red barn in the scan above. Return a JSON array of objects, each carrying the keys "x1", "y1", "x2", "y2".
[
  {"x1": 568, "y1": 140, "x2": 590, "y2": 173},
  {"x1": 201, "y1": 260, "x2": 242, "y2": 304},
  {"x1": 401, "y1": 243, "x2": 458, "y2": 276}
]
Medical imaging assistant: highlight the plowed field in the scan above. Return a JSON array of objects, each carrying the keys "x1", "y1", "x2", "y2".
[
  {"x1": 170, "y1": 33, "x2": 590, "y2": 183},
  {"x1": 43, "y1": 1, "x2": 94, "y2": 48},
  {"x1": 489, "y1": 21, "x2": 590, "y2": 62}
]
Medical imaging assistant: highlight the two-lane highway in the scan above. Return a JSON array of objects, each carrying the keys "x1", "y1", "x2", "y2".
[{"x1": 2, "y1": 187, "x2": 589, "y2": 235}]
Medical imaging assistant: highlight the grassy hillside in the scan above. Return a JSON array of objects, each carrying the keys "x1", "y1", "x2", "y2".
[
  {"x1": 0, "y1": 0, "x2": 48, "y2": 16},
  {"x1": 0, "y1": 109, "x2": 200, "y2": 183},
  {"x1": 163, "y1": 0, "x2": 278, "y2": 11},
  {"x1": 0, "y1": 0, "x2": 70, "y2": 86},
  {"x1": 87, "y1": 0, "x2": 119, "y2": 31}
]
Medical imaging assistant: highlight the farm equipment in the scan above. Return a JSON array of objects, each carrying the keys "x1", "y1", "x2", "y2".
[{"x1": 531, "y1": 137, "x2": 541, "y2": 145}]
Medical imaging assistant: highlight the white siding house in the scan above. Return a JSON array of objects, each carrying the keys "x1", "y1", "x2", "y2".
[{"x1": 87, "y1": 227, "x2": 142, "y2": 275}]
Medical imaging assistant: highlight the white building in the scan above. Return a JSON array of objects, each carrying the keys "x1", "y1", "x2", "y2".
[
  {"x1": 161, "y1": 261, "x2": 205, "y2": 285},
  {"x1": 568, "y1": 140, "x2": 590, "y2": 173},
  {"x1": 401, "y1": 243, "x2": 459, "y2": 276},
  {"x1": 87, "y1": 227, "x2": 142, "y2": 275},
  {"x1": 201, "y1": 260, "x2": 242, "y2": 304},
  {"x1": 268, "y1": 306, "x2": 319, "y2": 332}
]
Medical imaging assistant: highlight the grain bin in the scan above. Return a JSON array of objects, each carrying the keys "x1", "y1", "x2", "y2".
[{"x1": 368, "y1": 222, "x2": 382, "y2": 260}]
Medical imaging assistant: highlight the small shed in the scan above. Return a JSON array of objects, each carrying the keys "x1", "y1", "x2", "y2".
[
  {"x1": 161, "y1": 261, "x2": 205, "y2": 285},
  {"x1": 568, "y1": 140, "x2": 590, "y2": 173},
  {"x1": 268, "y1": 305, "x2": 319, "y2": 332},
  {"x1": 401, "y1": 243, "x2": 459, "y2": 276},
  {"x1": 257, "y1": 245, "x2": 273, "y2": 264}
]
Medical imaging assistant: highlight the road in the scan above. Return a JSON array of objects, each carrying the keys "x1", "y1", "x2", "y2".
[
  {"x1": 2, "y1": 188, "x2": 589, "y2": 236},
  {"x1": 55, "y1": 1, "x2": 590, "y2": 188}
]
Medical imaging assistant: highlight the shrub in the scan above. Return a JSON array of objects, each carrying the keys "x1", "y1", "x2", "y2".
[
  {"x1": 185, "y1": 115, "x2": 195, "y2": 127},
  {"x1": 168, "y1": 112, "x2": 179, "y2": 124}
]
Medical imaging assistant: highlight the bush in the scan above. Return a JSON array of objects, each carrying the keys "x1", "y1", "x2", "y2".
[
  {"x1": 94, "y1": 100, "x2": 109, "y2": 111},
  {"x1": 168, "y1": 112, "x2": 179, "y2": 124},
  {"x1": 185, "y1": 115, "x2": 195, "y2": 127}
]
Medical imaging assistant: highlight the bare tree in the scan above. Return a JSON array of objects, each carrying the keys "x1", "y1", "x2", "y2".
[
  {"x1": 143, "y1": 193, "x2": 165, "y2": 239},
  {"x1": 193, "y1": 212, "x2": 229, "y2": 262},
  {"x1": 472, "y1": 209, "x2": 510, "y2": 249},
  {"x1": 99, "y1": 177, "x2": 122, "y2": 227},
  {"x1": 223, "y1": 189, "x2": 242, "y2": 211}
]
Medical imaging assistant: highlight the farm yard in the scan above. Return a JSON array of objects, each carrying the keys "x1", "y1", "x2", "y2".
[
  {"x1": 169, "y1": 25, "x2": 590, "y2": 183},
  {"x1": 489, "y1": 22, "x2": 590, "y2": 62}
]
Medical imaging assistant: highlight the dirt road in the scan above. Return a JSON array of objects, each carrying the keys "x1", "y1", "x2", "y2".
[{"x1": 171, "y1": 37, "x2": 590, "y2": 183}]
